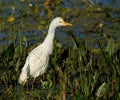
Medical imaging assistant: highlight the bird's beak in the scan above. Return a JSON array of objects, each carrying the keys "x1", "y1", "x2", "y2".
[{"x1": 62, "y1": 21, "x2": 72, "y2": 26}]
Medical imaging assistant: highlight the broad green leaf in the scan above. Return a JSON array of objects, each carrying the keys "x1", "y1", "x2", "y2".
[{"x1": 96, "y1": 82, "x2": 108, "y2": 98}]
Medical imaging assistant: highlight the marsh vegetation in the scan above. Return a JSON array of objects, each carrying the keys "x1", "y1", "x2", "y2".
[{"x1": 0, "y1": 0, "x2": 120, "y2": 99}]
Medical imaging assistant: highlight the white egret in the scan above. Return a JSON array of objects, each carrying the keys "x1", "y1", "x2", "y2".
[{"x1": 19, "y1": 17, "x2": 72, "y2": 85}]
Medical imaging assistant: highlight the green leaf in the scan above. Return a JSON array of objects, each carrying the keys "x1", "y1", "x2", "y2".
[
  {"x1": 106, "y1": 38, "x2": 114, "y2": 56},
  {"x1": 15, "y1": 59, "x2": 20, "y2": 72},
  {"x1": 96, "y1": 82, "x2": 108, "y2": 98},
  {"x1": 47, "y1": 74, "x2": 53, "y2": 88}
]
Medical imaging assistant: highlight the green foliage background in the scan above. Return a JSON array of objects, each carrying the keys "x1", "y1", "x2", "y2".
[{"x1": 0, "y1": 0, "x2": 120, "y2": 99}]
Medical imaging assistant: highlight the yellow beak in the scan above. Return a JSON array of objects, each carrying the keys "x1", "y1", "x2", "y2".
[{"x1": 62, "y1": 21, "x2": 72, "y2": 26}]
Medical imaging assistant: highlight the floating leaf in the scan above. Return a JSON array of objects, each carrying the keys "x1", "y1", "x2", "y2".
[
  {"x1": 7, "y1": 16, "x2": 15, "y2": 23},
  {"x1": 38, "y1": 25, "x2": 43, "y2": 30},
  {"x1": 40, "y1": 20, "x2": 46, "y2": 25}
]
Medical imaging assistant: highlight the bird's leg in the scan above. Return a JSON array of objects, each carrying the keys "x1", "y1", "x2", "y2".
[
  {"x1": 26, "y1": 81, "x2": 29, "y2": 93},
  {"x1": 32, "y1": 78, "x2": 35, "y2": 90}
]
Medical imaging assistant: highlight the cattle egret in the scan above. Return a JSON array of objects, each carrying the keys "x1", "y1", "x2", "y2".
[{"x1": 19, "y1": 17, "x2": 72, "y2": 85}]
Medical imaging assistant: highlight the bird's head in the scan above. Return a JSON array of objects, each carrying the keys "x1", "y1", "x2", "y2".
[{"x1": 51, "y1": 17, "x2": 72, "y2": 27}]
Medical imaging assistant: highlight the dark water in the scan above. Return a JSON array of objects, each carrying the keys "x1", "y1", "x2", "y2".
[{"x1": 0, "y1": 0, "x2": 120, "y2": 52}]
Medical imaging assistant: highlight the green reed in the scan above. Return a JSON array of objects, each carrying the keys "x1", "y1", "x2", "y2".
[
  {"x1": 0, "y1": 25, "x2": 120, "y2": 99},
  {"x1": 0, "y1": 0, "x2": 120, "y2": 99}
]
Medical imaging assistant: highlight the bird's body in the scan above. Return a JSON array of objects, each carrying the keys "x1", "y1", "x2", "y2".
[{"x1": 19, "y1": 17, "x2": 72, "y2": 85}]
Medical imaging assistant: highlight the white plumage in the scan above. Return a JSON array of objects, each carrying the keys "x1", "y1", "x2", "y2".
[{"x1": 19, "y1": 17, "x2": 72, "y2": 85}]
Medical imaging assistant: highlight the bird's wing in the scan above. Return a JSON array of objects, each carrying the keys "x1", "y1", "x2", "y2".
[{"x1": 27, "y1": 44, "x2": 50, "y2": 77}]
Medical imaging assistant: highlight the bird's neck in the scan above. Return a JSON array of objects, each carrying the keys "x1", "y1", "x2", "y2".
[{"x1": 43, "y1": 25, "x2": 56, "y2": 45}]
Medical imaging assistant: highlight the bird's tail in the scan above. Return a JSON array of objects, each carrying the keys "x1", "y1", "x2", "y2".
[{"x1": 19, "y1": 59, "x2": 29, "y2": 85}]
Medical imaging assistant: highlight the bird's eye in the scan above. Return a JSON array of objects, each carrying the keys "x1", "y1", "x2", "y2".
[{"x1": 59, "y1": 21, "x2": 62, "y2": 23}]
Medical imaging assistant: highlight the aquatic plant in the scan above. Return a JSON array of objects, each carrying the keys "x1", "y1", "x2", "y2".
[{"x1": 0, "y1": 0, "x2": 120, "y2": 100}]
